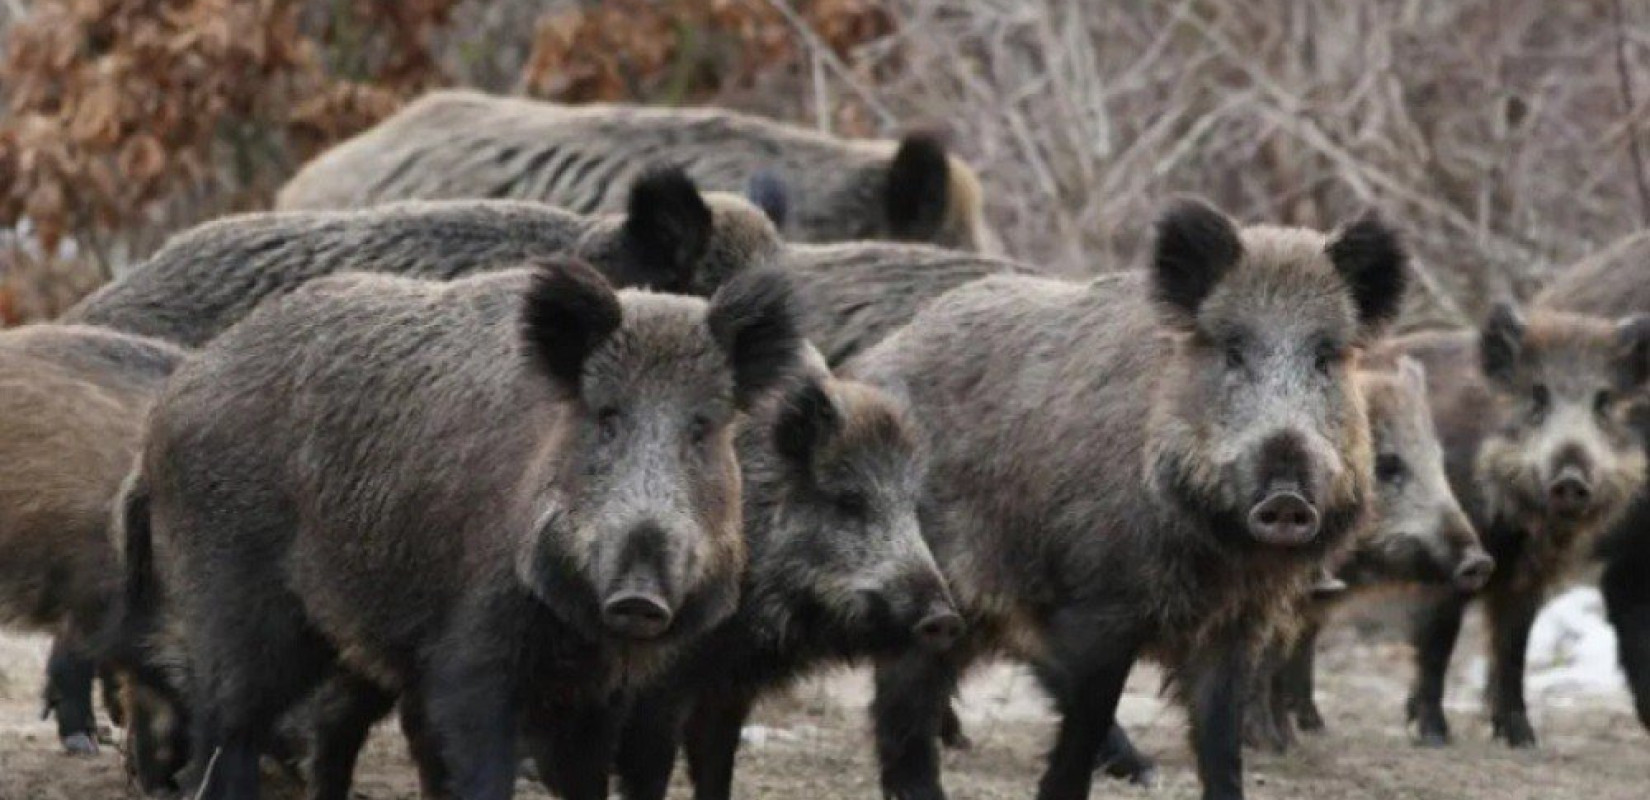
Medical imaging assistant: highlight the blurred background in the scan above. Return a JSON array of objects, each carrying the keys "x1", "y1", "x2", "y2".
[{"x1": 2, "y1": 0, "x2": 1648, "y2": 331}]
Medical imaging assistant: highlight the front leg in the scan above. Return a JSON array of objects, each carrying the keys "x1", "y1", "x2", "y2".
[
  {"x1": 874, "y1": 650, "x2": 961, "y2": 800},
  {"x1": 1602, "y1": 543, "x2": 1650, "y2": 732},
  {"x1": 424, "y1": 604, "x2": 523, "y2": 800},
  {"x1": 682, "y1": 689, "x2": 756, "y2": 800},
  {"x1": 522, "y1": 693, "x2": 624, "y2": 800},
  {"x1": 1407, "y1": 591, "x2": 1469, "y2": 746},
  {"x1": 1278, "y1": 622, "x2": 1325, "y2": 732},
  {"x1": 43, "y1": 633, "x2": 100, "y2": 756},
  {"x1": 1093, "y1": 723, "x2": 1157, "y2": 786},
  {"x1": 1486, "y1": 585, "x2": 1543, "y2": 748},
  {"x1": 615, "y1": 685, "x2": 692, "y2": 800},
  {"x1": 1186, "y1": 638, "x2": 1249, "y2": 800},
  {"x1": 1030, "y1": 608, "x2": 1139, "y2": 800}
]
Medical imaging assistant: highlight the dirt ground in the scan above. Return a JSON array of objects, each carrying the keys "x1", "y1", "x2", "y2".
[{"x1": 1, "y1": 608, "x2": 1645, "y2": 800}]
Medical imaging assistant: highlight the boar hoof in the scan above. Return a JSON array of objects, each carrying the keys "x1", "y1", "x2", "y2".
[
  {"x1": 1294, "y1": 706, "x2": 1326, "y2": 733},
  {"x1": 1100, "y1": 755, "x2": 1158, "y2": 787},
  {"x1": 60, "y1": 732, "x2": 99, "y2": 757},
  {"x1": 1493, "y1": 714, "x2": 1538, "y2": 748}
]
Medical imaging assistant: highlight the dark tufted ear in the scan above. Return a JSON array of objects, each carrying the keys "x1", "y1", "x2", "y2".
[
  {"x1": 744, "y1": 170, "x2": 790, "y2": 229},
  {"x1": 707, "y1": 268, "x2": 804, "y2": 409},
  {"x1": 1151, "y1": 198, "x2": 1243, "y2": 322},
  {"x1": 773, "y1": 377, "x2": 841, "y2": 472},
  {"x1": 1327, "y1": 213, "x2": 1409, "y2": 334},
  {"x1": 521, "y1": 257, "x2": 624, "y2": 394},
  {"x1": 622, "y1": 167, "x2": 714, "y2": 292},
  {"x1": 1479, "y1": 301, "x2": 1527, "y2": 386},
  {"x1": 884, "y1": 132, "x2": 951, "y2": 241},
  {"x1": 1613, "y1": 313, "x2": 1650, "y2": 391}
]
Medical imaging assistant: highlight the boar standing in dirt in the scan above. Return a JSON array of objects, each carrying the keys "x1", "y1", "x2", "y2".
[
  {"x1": 591, "y1": 373, "x2": 960, "y2": 800},
  {"x1": 276, "y1": 90, "x2": 994, "y2": 251},
  {"x1": 65, "y1": 169, "x2": 777, "y2": 347},
  {"x1": 846, "y1": 201, "x2": 1409, "y2": 800},
  {"x1": 1389, "y1": 302, "x2": 1650, "y2": 747},
  {"x1": 1531, "y1": 233, "x2": 1650, "y2": 732},
  {"x1": 0, "y1": 325, "x2": 186, "y2": 756},
  {"x1": 114, "y1": 260, "x2": 804, "y2": 800},
  {"x1": 1242, "y1": 357, "x2": 1494, "y2": 752}
]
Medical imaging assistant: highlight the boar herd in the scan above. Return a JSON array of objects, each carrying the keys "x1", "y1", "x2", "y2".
[{"x1": 0, "y1": 89, "x2": 1647, "y2": 800}]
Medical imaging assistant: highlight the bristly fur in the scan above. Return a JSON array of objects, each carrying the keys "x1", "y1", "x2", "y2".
[
  {"x1": 1479, "y1": 301, "x2": 1526, "y2": 385},
  {"x1": 1151, "y1": 198, "x2": 1243, "y2": 319},
  {"x1": 884, "y1": 132, "x2": 952, "y2": 241},
  {"x1": 521, "y1": 257, "x2": 624, "y2": 392},
  {"x1": 1613, "y1": 315, "x2": 1650, "y2": 389},
  {"x1": 707, "y1": 268, "x2": 804, "y2": 408},
  {"x1": 773, "y1": 378, "x2": 840, "y2": 471},
  {"x1": 623, "y1": 167, "x2": 715, "y2": 287},
  {"x1": 744, "y1": 171, "x2": 790, "y2": 229},
  {"x1": 1326, "y1": 214, "x2": 1410, "y2": 332}
]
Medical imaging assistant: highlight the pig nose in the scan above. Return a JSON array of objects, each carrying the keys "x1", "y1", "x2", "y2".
[
  {"x1": 1247, "y1": 491, "x2": 1320, "y2": 545},
  {"x1": 1453, "y1": 551, "x2": 1495, "y2": 592},
  {"x1": 601, "y1": 591, "x2": 674, "y2": 640},
  {"x1": 914, "y1": 605, "x2": 964, "y2": 651},
  {"x1": 1546, "y1": 467, "x2": 1593, "y2": 516}
]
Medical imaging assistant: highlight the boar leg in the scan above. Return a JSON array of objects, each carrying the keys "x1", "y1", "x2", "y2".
[
  {"x1": 682, "y1": 689, "x2": 757, "y2": 800},
  {"x1": 1240, "y1": 647, "x2": 1290, "y2": 753},
  {"x1": 1602, "y1": 545, "x2": 1650, "y2": 732},
  {"x1": 397, "y1": 689, "x2": 452, "y2": 800},
  {"x1": 874, "y1": 650, "x2": 961, "y2": 800},
  {"x1": 1406, "y1": 591, "x2": 1468, "y2": 746},
  {"x1": 305, "y1": 672, "x2": 397, "y2": 800},
  {"x1": 425, "y1": 625, "x2": 521, "y2": 800},
  {"x1": 1092, "y1": 723, "x2": 1157, "y2": 786},
  {"x1": 1278, "y1": 623, "x2": 1325, "y2": 732},
  {"x1": 1186, "y1": 640, "x2": 1248, "y2": 800},
  {"x1": 614, "y1": 685, "x2": 691, "y2": 800},
  {"x1": 1030, "y1": 610, "x2": 1139, "y2": 800},
  {"x1": 937, "y1": 702, "x2": 971, "y2": 750},
  {"x1": 1486, "y1": 585, "x2": 1542, "y2": 748},
  {"x1": 43, "y1": 633, "x2": 100, "y2": 755},
  {"x1": 522, "y1": 695, "x2": 621, "y2": 800}
]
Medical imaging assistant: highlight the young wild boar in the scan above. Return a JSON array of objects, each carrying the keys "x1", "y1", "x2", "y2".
[
  {"x1": 116, "y1": 259, "x2": 803, "y2": 800},
  {"x1": 1242, "y1": 357, "x2": 1494, "y2": 752},
  {"x1": 846, "y1": 201, "x2": 1408, "y2": 800},
  {"x1": 276, "y1": 89, "x2": 994, "y2": 252},
  {"x1": 1529, "y1": 234, "x2": 1650, "y2": 733},
  {"x1": 64, "y1": 168, "x2": 778, "y2": 347},
  {"x1": 0, "y1": 325, "x2": 186, "y2": 756},
  {"x1": 1390, "y1": 302, "x2": 1650, "y2": 747},
  {"x1": 601, "y1": 374, "x2": 960, "y2": 800}
]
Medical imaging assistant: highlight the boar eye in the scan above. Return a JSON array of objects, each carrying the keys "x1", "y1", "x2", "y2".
[
  {"x1": 1314, "y1": 342, "x2": 1344, "y2": 374},
  {"x1": 596, "y1": 407, "x2": 621, "y2": 443},
  {"x1": 835, "y1": 491, "x2": 870, "y2": 517},
  {"x1": 1595, "y1": 389, "x2": 1615, "y2": 417},
  {"x1": 1530, "y1": 384, "x2": 1550, "y2": 420},
  {"x1": 688, "y1": 415, "x2": 713, "y2": 446},
  {"x1": 1374, "y1": 453, "x2": 1407, "y2": 486},
  {"x1": 1223, "y1": 341, "x2": 1245, "y2": 370}
]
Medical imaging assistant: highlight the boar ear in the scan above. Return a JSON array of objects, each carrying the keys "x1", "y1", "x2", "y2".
[
  {"x1": 521, "y1": 258, "x2": 623, "y2": 393},
  {"x1": 1613, "y1": 314, "x2": 1650, "y2": 391},
  {"x1": 1396, "y1": 355, "x2": 1428, "y2": 394},
  {"x1": 1478, "y1": 301, "x2": 1527, "y2": 385},
  {"x1": 744, "y1": 170, "x2": 790, "y2": 229},
  {"x1": 622, "y1": 167, "x2": 714, "y2": 291},
  {"x1": 708, "y1": 268, "x2": 804, "y2": 409},
  {"x1": 1327, "y1": 213, "x2": 1409, "y2": 334},
  {"x1": 1151, "y1": 198, "x2": 1242, "y2": 320},
  {"x1": 773, "y1": 377, "x2": 842, "y2": 470},
  {"x1": 885, "y1": 132, "x2": 951, "y2": 241}
]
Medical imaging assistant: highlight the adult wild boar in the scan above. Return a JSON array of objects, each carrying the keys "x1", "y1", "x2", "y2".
[
  {"x1": 116, "y1": 259, "x2": 804, "y2": 800},
  {"x1": 1390, "y1": 302, "x2": 1650, "y2": 747},
  {"x1": 847, "y1": 201, "x2": 1408, "y2": 800},
  {"x1": 1243, "y1": 357, "x2": 1494, "y2": 752},
  {"x1": 276, "y1": 90, "x2": 994, "y2": 251},
  {"x1": 0, "y1": 325, "x2": 186, "y2": 756},
  {"x1": 65, "y1": 168, "x2": 777, "y2": 347},
  {"x1": 602, "y1": 373, "x2": 961, "y2": 800},
  {"x1": 1528, "y1": 232, "x2": 1650, "y2": 733}
]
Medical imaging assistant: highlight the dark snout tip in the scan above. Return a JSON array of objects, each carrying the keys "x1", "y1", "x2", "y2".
[
  {"x1": 601, "y1": 591, "x2": 674, "y2": 640},
  {"x1": 1546, "y1": 471, "x2": 1594, "y2": 516},
  {"x1": 1453, "y1": 552, "x2": 1495, "y2": 592},
  {"x1": 1246, "y1": 491, "x2": 1320, "y2": 546},
  {"x1": 914, "y1": 607, "x2": 964, "y2": 651}
]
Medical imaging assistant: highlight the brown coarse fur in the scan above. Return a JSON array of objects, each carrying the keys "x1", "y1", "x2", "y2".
[
  {"x1": 123, "y1": 260, "x2": 802, "y2": 799},
  {"x1": 849, "y1": 202, "x2": 1406, "y2": 800},
  {"x1": 276, "y1": 90, "x2": 993, "y2": 251},
  {"x1": 64, "y1": 170, "x2": 778, "y2": 348},
  {"x1": 0, "y1": 324, "x2": 187, "y2": 752}
]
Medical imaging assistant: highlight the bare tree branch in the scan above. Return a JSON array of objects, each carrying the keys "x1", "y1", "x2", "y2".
[{"x1": 1611, "y1": 0, "x2": 1650, "y2": 226}]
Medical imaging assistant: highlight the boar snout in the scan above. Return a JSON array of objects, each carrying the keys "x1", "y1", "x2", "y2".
[
  {"x1": 602, "y1": 589, "x2": 674, "y2": 640},
  {"x1": 599, "y1": 523, "x2": 681, "y2": 640},
  {"x1": 1247, "y1": 490, "x2": 1320, "y2": 545},
  {"x1": 914, "y1": 602, "x2": 965, "y2": 651},
  {"x1": 1453, "y1": 550, "x2": 1495, "y2": 592},
  {"x1": 1546, "y1": 463, "x2": 1594, "y2": 517}
]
